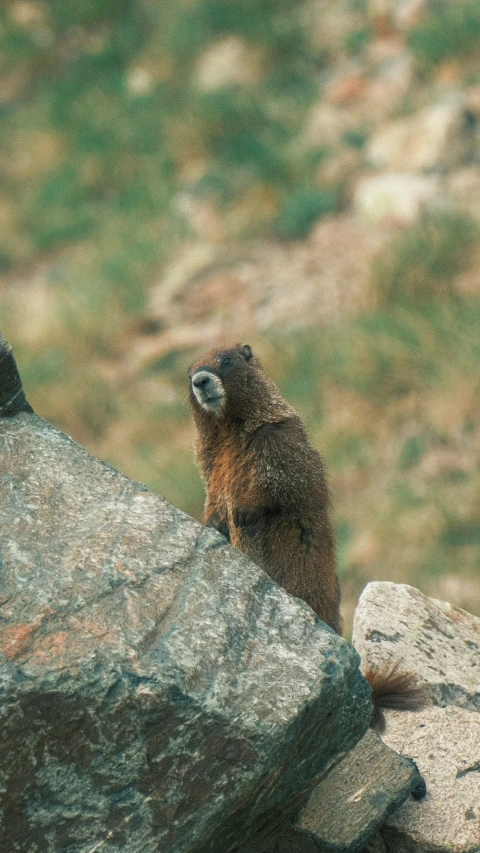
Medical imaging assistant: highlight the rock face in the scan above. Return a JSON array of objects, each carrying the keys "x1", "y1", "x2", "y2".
[
  {"x1": 353, "y1": 582, "x2": 480, "y2": 853},
  {"x1": 0, "y1": 409, "x2": 372, "y2": 853}
]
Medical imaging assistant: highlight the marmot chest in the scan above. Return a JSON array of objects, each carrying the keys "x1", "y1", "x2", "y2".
[{"x1": 208, "y1": 432, "x2": 260, "y2": 507}]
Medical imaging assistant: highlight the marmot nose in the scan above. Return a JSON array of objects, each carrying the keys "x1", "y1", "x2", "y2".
[{"x1": 192, "y1": 371, "x2": 211, "y2": 390}]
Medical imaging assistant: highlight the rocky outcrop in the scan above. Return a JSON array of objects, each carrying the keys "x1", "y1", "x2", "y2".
[
  {"x1": 0, "y1": 407, "x2": 374, "y2": 853},
  {"x1": 353, "y1": 582, "x2": 480, "y2": 853},
  {"x1": 138, "y1": 215, "x2": 390, "y2": 372}
]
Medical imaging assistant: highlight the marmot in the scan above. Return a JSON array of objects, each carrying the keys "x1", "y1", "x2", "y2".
[
  {"x1": 188, "y1": 342, "x2": 341, "y2": 633},
  {"x1": 189, "y1": 343, "x2": 426, "y2": 740}
]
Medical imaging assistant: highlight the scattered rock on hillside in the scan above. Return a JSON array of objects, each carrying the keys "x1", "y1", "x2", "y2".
[
  {"x1": 394, "y1": 0, "x2": 429, "y2": 31},
  {"x1": 306, "y1": 0, "x2": 366, "y2": 56},
  {"x1": 303, "y1": 101, "x2": 362, "y2": 148},
  {"x1": 315, "y1": 148, "x2": 363, "y2": 189},
  {"x1": 353, "y1": 172, "x2": 438, "y2": 224},
  {"x1": 195, "y1": 36, "x2": 264, "y2": 90},
  {"x1": 0, "y1": 410, "x2": 372, "y2": 853},
  {"x1": 138, "y1": 215, "x2": 391, "y2": 371},
  {"x1": 371, "y1": 706, "x2": 480, "y2": 853},
  {"x1": 352, "y1": 582, "x2": 480, "y2": 712},
  {"x1": 361, "y1": 52, "x2": 413, "y2": 122},
  {"x1": 366, "y1": 99, "x2": 476, "y2": 171}
]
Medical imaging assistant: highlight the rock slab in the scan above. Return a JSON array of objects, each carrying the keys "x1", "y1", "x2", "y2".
[
  {"x1": 296, "y1": 728, "x2": 423, "y2": 853},
  {"x1": 240, "y1": 730, "x2": 424, "y2": 853},
  {"x1": 0, "y1": 412, "x2": 371, "y2": 853},
  {"x1": 352, "y1": 581, "x2": 480, "y2": 712}
]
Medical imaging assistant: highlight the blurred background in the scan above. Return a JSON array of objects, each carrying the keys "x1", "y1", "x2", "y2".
[{"x1": 2, "y1": 0, "x2": 480, "y2": 632}]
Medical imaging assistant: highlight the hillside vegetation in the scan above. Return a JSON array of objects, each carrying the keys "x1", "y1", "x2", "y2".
[{"x1": 2, "y1": 0, "x2": 480, "y2": 630}]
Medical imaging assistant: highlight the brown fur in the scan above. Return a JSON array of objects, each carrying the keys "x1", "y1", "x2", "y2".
[{"x1": 188, "y1": 343, "x2": 341, "y2": 633}]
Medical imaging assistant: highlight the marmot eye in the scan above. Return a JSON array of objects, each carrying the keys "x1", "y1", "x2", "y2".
[{"x1": 221, "y1": 356, "x2": 232, "y2": 368}]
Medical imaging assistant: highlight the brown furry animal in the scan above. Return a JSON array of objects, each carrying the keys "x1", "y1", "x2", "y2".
[
  {"x1": 188, "y1": 342, "x2": 341, "y2": 633},
  {"x1": 189, "y1": 343, "x2": 427, "y2": 746}
]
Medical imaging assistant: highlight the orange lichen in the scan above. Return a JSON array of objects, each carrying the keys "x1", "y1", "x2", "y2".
[{"x1": 0, "y1": 623, "x2": 38, "y2": 660}]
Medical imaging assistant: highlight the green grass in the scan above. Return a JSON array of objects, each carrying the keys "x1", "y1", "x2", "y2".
[
  {"x1": 345, "y1": 27, "x2": 371, "y2": 56},
  {"x1": 398, "y1": 434, "x2": 428, "y2": 470},
  {"x1": 408, "y1": 0, "x2": 480, "y2": 66},
  {"x1": 263, "y1": 292, "x2": 480, "y2": 621},
  {"x1": 0, "y1": 0, "x2": 328, "y2": 295},
  {"x1": 373, "y1": 212, "x2": 478, "y2": 308},
  {"x1": 272, "y1": 186, "x2": 341, "y2": 240}
]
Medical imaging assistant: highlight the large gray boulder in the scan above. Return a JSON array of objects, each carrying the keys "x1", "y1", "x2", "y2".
[{"x1": 0, "y1": 410, "x2": 372, "y2": 853}]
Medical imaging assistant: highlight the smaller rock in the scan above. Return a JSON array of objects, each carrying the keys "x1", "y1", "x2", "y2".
[
  {"x1": 294, "y1": 729, "x2": 423, "y2": 853},
  {"x1": 353, "y1": 582, "x2": 480, "y2": 712},
  {"x1": 353, "y1": 172, "x2": 438, "y2": 224},
  {"x1": 376, "y1": 706, "x2": 480, "y2": 853}
]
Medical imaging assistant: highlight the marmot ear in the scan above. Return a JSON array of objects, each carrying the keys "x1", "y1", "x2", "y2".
[{"x1": 242, "y1": 344, "x2": 253, "y2": 362}]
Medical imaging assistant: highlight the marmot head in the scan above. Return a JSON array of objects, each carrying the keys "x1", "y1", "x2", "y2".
[
  {"x1": 188, "y1": 344, "x2": 254, "y2": 418},
  {"x1": 188, "y1": 343, "x2": 295, "y2": 429}
]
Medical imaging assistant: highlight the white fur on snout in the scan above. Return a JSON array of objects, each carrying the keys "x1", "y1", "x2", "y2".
[{"x1": 191, "y1": 370, "x2": 226, "y2": 414}]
